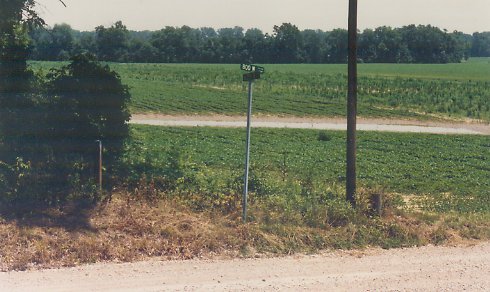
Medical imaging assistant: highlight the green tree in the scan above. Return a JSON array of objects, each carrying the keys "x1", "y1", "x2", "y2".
[
  {"x1": 471, "y1": 32, "x2": 490, "y2": 57},
  {"x1": 95, "y1": 21, "x2": 130, "y2": 62},
  {"x1": 243, "y1": 28, "x2": 269, "y2": 63},
  {"x1": 0, "y1": 0, "x2": 43, "y2": 163},
  {"x1": 151, "y1": 26, "x2": 185, "y2": 62},
  {"x1": 128, "y1": 38, "x2": 157, "y2": 62},
  {"x1": 400, "y1": 25, "x2": 462, "y2": 63},
  {"x1": 358, "y1": 28, "x2": 377, "y2": 62},
  {"x1": 198, "y1": 27, "x2": 218, "y2": 63},
  {"x1": 272, "y1": 23, "x2": 303, "y2": 63},
  {"x1": 30, "y1": 23, "x2": 74, "y2": 60},
  {"x1": 302, "y1": 29, "x2": 327, "y2": 63},
  {"x1": 216, "y1": 26, "x2": 245, "y2": 63},
  {"x1": 325, "y1": 29, "x2": 348, "y2": 63}
]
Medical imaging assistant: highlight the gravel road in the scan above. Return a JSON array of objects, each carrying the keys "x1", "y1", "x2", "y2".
[
  {"x1": 131, "y1": 114, "x2": 490, "y2": 135},
  {"x1": 2, "y1": 242, "x2": 489, "y2": 291}
]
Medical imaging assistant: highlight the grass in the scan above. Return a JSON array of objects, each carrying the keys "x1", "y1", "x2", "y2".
[
  {"x1": 268, "y1": 58, "x2": 490, "y2": 81},
  {"x1": 1, "y1": 192, "x2": 488, "y2": 271},
  {"x1": 121, "y1": 125, "x2": 489, "y2": 213},
  {"x1": 1, "y1": 125, "x2": 489, "y2": 271},
  {"x1": 5, "y1": 60, "x2": 487, "y2": 271},
  {"x1": 30, "y1": 58, "x2": 490, "y2": 121}
]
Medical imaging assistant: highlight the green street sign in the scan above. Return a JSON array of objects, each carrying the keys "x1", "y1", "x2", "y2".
[
  {"x1": 243, "y1": 71, "x2": 261, "y2": 81},
  {"x1": 240, "y1": 64, "x2": 265, "y2": 74}
]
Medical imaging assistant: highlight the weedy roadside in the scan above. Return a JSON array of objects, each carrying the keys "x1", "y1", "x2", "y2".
[{"x1": 1, "y1": 188, "x2": 488, "y2": 272}]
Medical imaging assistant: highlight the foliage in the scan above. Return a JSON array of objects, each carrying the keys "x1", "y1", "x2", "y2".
[
  {"x1": 26, "y1": 21, "x2": 489, "y2": 64},
  {"x1": 0, "y1": 0, "x2": 46, "y2": 164},
  {"x1": 122, "y1": 126, "x2": 490, "y2": 213},
  {"x1": 95, "y1": 21, "x2": 130, "y2": 62},
  {"x1": 29, "y1": 23, "x2": 74, "y2": 61},
  {"x1": 471, "y1": 32, "x2": 490, "y2": 57},
  {"x1": 0, "y1": 53, "x2": 131, "y2": 203},
  {"x1": 31, "y1": 61, "x2": 488, "y2": 121},
  {"x1": 272, "y1": 23, "x2": 303, "y2": 63},
  {"x1": 45, "y1": 53, "x2": 131, "y2": 185},
  {"x1": 0, "y1": 0, "x2": 46, "y2": 32}
]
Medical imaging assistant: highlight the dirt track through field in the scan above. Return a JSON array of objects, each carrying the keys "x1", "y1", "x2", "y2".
[
  {"x1": 2, "y1": 242, "x2": 489, "y2": 291},
  {"x1": 131, "y1": 114, "x2": 490, "y2": 135}
]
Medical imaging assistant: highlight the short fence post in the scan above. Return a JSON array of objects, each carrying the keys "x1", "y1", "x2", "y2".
[
  {"x1": 95, "y1": 140, "x2": 102, "y2": 195},
  {"x1": 371, "y1": 193, "x2": 382, "y2": 216}
]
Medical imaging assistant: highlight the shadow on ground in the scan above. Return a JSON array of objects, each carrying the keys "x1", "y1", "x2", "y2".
[{"x1": 0, "y1": 199, "x2": 96, "y2": 231}]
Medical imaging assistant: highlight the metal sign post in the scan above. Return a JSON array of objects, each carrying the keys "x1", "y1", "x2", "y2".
[
  {"x1": 243, "y1": 79, "x2": 253, "y2": 223},
  {"x1": 240, "y1": 64, "x2": 264, "y2": 223}
]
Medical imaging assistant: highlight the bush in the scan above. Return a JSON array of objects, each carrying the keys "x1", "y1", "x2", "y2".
[
  {"x1": 0, "y1": 53, "x2": 131, "y2": 203},
  {"x1": 46, "y1": 53, "x2": 131, "y2": 169}
]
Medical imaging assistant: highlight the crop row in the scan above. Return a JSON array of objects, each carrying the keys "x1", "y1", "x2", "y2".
[
  {"x1": 110, "y1": 63, "x2": 490, "y2": 121},
  {"x1": 120, "y1": 125, "x2": 490, "y2": 213}
]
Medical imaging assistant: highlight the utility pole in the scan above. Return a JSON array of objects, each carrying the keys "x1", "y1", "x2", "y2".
[{"x1": 346, "y1": 0, "x2": 358, "y2": 207}]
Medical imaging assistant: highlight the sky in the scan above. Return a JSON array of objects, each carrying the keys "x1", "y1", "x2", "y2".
[{"x1": 36, "y1": 0, "x2": 490, "y2": 33}]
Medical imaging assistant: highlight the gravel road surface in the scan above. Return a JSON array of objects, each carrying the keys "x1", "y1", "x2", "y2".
[
  {"x1": 131, "y1": 114, "x2": 490, "y2": 135},
  {"x1": 2, "y1": 242, "x2": 489, "y2": 291}
]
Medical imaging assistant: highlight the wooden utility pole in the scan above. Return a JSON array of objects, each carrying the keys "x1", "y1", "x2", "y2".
[{"x1": 346, "y1": 0, "x2": 358, "y2": 207}]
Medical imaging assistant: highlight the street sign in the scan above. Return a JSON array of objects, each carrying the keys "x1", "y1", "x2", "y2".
[
  {"x1": 240, "y1": 64, "x2": 264, "y2": 223},
  {"x1": 243, "y1": 71, "x2": 261, "y2": 81},
  {"x1": 240, "y1": 64, "x2": 265, "y2": 74}
]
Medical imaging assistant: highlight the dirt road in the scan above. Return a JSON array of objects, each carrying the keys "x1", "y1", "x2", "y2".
[
  {"x1": 2, "y1": 242, "x2": 489, "y2": 291},
  {"x1": 131, "y1": 114, "x2": 490, "y2": 135}
]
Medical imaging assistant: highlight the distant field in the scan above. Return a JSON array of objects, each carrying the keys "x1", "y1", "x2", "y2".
[
  {"x1": 269, "y1": 58, "x2": 490, "y2": 81},
  {"x1": 31, "y1": 59, "x2": 490, "y2": 121},
  {"x1": 123, "y1": 125, "x2": 490, "y2": 213}
]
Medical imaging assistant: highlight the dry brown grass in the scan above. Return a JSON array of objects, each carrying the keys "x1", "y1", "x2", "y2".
[
  {"x1": 0, "y1": 192, "x2": 488, "y2": 271},
  {"x1": 0, "y1": 195, "x2": 243, "y2": 271}
]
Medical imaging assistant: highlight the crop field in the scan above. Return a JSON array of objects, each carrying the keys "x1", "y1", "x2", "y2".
[
  {"x1": 31, "y1": 58, "x2": 490, "y2": 121},
  {"x1": 122, "y1": 125, "x2": 490, "y2": 213}
]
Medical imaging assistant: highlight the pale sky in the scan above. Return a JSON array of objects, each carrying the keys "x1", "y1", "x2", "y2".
[{"x1": 36, "y1": 0, "x2": 490, "y2": 33}]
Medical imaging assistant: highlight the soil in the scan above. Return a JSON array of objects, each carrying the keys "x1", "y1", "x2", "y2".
[
  {"x1": 2, "y1": 242, "x2": 489, "y2": 291},
  {"x1": 131, "y1": 114, "x2": 490, "y2": 135}
]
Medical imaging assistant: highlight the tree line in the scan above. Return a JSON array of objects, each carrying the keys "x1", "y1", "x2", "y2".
[{"x1": 28, "y1": 21, "x2": 490, "y2": 64}]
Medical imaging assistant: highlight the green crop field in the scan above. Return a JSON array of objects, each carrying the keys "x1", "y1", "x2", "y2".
[
  {"x1": 122, "y1": 125, "x2": 490, "y2": 213},
  {"x1": 31, "y1": 58, "x2": 490, "y2": 121}
]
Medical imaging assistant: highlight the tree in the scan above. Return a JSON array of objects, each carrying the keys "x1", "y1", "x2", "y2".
[
  {"x1": 30, "y1": 23, "x2": 74, "y2": 60},
  {"x1": 471, "y1": 32, "x2": 490, "y2": 57},
  {"x1": 400, "y1": 25, "x2": 460, "y2": 63},
  {"x1": 95, "y1": 21, "x2": 130, "y2": 62},
  {"x1": 151, "y1": 26, "x2": 185, "y2": 62},
  {"x1": 272, "y1": 23, "x2": 303, "y2": 63},
  {"x1": 302, "y1": 29, "x2": 327, "y2": 63},
  {"x1": 373, "y1": 26, "x2": 403, "y2": 63},
  {"x1": 325, "y1": 29, "x2": 348, "y2": 63},
  {"x1": 451, "y1": 31, "x2": 472, "y2": 60},
  {"x1": 0, "y1": 0, "x2": 43, "y2": 164},
  {"x1": 128, "y1": 38, "x2": 157, "y2": 63},
  {"x1": 243, "y1": 28, "x2": 269, "y2": 63},
  {"x1": 198, "y1": 27, "x2": 218, "y2": 63},
  {"x1": 216, "y1": 26, "x2": 245, "y2": 63}
]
